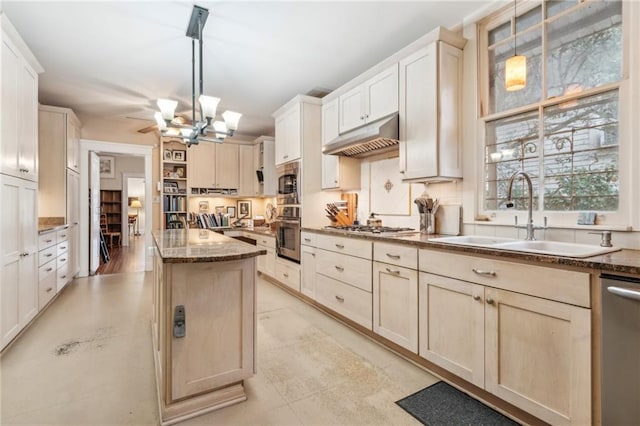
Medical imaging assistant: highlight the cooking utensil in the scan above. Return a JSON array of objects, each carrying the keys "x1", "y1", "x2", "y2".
[
  {"x1": 367, "y1": 213, "x2": 382, "y2": 227},
  {"x1": 414, "y1": 198, "x2": 424, "y2": 214}
]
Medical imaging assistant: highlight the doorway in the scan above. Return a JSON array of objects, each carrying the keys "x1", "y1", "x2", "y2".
[{"x1": 79, "y1": 140, "x2": 153, "y2": 277}]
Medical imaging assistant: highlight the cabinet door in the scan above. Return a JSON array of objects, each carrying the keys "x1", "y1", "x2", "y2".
[
  {"x1": 338, "y1": 85, "x2": 364, "y2": 133},
  {"x1": 363, "y1": 63, "x2": 398, "y2": 124},
  {"x1": 262, "y1": 139, "x2": 276, "y2": 196},
  {"x1": 322, "y1": 98, "x2": 340, "y2": 190},
  {"x1": 66, "y1": 120, "x2": 81, "y2": 172},
  {"x1": 274, "y1": 114, "x2": 288, "y2": 166},
  {"x1": 1, "y1": 35, "x2": 21, "y2": 177},
  {"x1": 18, "y1": 63, "x2": 38, "y2": 181},
  {"x1": 372, "y1": 261, "x2": 418, "y2": 352},
  {"x1": 188, "y1": 142, "x2": 216, "y2": 188},
  {"x1": 485, "y1": 288, "x2": 591, "y2": 425},
  {"x1": 399, "y1": 43, "x2": 438, "y2": 180},
  {"x1": 418, "y1": 272, "x2": 484, "y2": 387},
  {"x1": 238, "y1": 144, "x2": 255, "y2": 196},
  {"x1": 171, "y1": 260, "x2": 254, "y2": 400},
  {"x1": 1, "y1": 176, "x2": 21, "y2": 347},
  {"x1": 322, "y1": 155, "x2": 339, "y2": 190},
  {"x1": 265, "y1": 247, "x2": 276, "y2": 278},
  {"x1": 284, "y1": 104, "x2": 301, "y2": 163},
  {"x1": 301, "y1": 245, "x2": 316, "y2": 299},
  {"x1": 215, "y1": 143, "x2": 239, "y2": 189}
]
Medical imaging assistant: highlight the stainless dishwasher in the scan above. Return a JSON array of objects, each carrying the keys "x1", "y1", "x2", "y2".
[{"x1": 601, "y1": 274, "x2": 640, "y2": 425}]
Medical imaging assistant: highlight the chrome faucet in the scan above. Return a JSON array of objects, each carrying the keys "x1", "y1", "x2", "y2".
[{"x1": 506, "y1": 171, "x2": 546, "y2": 240}]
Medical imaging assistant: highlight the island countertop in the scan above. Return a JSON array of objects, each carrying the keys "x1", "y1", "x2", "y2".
[{"x1": 153, "y1": 229, "x2": 266, "y2": 263}]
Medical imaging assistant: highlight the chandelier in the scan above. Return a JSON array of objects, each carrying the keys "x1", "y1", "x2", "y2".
[{"x1": 154, "y1": 5, "x2": 241, "y2": 147}]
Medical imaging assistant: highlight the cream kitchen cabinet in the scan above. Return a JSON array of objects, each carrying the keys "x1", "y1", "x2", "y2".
[
  {"x1": 255, "y1": 235, "x2": 276, "y2": 278},
  {"x1": 1, "y1": 174, "x2": 38, "y2": 350},
  {"x1": 300, "y1": 245, "x2": 316, "y2": 299},
  {"x1": 66, "y1": 170, "x2": 80, "y2": 278},
  {"x1": 419, "y1": 249, "x2": 592, "y2": 425},
  {"x1": 338, "y1": 64, "x2": 398, "y2": 134},
  {"x1": 399, "y1": 40, "x2": 464, "y2": 182},
  {"x1": 188, "y1": 141, "x2": 239, "y2": 190},
  {"x1": 274, "y1": 102, "x2": 301, "y2": 165},
  {"x1": 38, "y1": 105, "x2": 83, "y2": 221},
  {"x1": 238, "y1": 144, "x2": 256, "y2": 196},
  {"x1": 372, "y1": 242, "x2": 418, "y2": 352},
  {"x1": 321, "y1": 98, "x2": 360, "y2": 191},
  {"x1": 1, "y1": 18, "x2": 41, "y2": 182},
  {"x1": 253, "y1": 136, "x2": 276, "y2": 197},
  {"x1": 275, "y1": 258, "x2": 300, "y2": 292}
]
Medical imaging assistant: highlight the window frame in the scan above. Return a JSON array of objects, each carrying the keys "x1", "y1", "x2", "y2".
[{"x1": 476, "y1": 0, "x2": 634, "y2": 229}]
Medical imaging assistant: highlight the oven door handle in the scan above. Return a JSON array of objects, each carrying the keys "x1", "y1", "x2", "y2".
[{"x1": 276, "y1": 219, "x2": 301, "y2": 225}]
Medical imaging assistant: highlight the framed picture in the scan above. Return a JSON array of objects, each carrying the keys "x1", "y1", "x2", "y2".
[
  {"x1": 237, "y1": 200, "x2": 252, "y2": 218},
  {"x1": 163, "y1": 149, "x2": 172, "y2": 161},
  {"x1": 226, "y1": 206, "x2": 236, "y2": 218},
  {"x1": 174, "y1": 166, "x2": 186, "y2": 178},
  {"x1": 172, "y1": 150, "x2": 186, "y2": 161},
  {"x1": 198, "y1": 201, "x2": 209, "y2": 213},
  {"x1": 99, "y1": 156, "x2": 115, "y2": 178}
]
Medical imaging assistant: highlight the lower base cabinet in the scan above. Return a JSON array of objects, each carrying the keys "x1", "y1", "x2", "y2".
[
  {"x1": 419, "y1": 272, "x2": 591, "y2": 426},
  {"x1": 275, "y1": 258, "x2": 300, "y2": 292},
  {"x1": 315, "y1": 273, "x2": 372, "y2": 329},
  {"x1": 301, "y1": 245, "x2": 316, "y2": 299}
]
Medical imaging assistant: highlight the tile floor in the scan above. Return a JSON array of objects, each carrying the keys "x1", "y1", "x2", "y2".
[{"x1": 1, "y1": 271, "x2": 438, "y2": 425}]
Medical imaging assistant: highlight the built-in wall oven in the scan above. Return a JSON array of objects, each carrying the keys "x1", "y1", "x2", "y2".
[{"x1": 275, "y1": 206, "x2": 300, "y2": 263}]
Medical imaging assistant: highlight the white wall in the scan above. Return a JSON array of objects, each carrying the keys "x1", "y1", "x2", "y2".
[{"x1": 99, "y1": 155, "x2": 144, "y2": 190}]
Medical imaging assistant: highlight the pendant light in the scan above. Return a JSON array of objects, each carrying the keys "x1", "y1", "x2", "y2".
[{"x1": 505, "y1": 0, "x2": 527, "y2": 91}]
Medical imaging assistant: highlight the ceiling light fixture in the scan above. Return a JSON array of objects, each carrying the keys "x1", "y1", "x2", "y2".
[
  {"x1": 505, "y1": 0, "x2": 526, "y2": 92},
  {"x1": 155, "y1": 5, "x2": 241, "y2": 147}
]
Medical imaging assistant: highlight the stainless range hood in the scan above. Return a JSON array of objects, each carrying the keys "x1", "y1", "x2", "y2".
[{"x1": 323, "y1": 113, "x2": 399, "y2": 158}]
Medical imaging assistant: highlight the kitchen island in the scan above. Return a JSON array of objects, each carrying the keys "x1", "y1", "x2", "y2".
[{"x1": 152, "y1": 229, "x2": 266, "y2": 425}]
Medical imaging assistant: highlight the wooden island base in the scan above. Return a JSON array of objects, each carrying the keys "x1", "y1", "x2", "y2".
[{"x1": 152, "y1": 230, "x2": 265, "y2": 425}]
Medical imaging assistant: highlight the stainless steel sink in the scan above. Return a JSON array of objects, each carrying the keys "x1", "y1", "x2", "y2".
[{"x1": 429, "y1": 235, "x2": 621, "y2": 258}]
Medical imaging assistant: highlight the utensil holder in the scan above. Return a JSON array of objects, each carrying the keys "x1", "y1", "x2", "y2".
[{"x1": 420, "y1": 213, "x2": 435, "y2": 234}]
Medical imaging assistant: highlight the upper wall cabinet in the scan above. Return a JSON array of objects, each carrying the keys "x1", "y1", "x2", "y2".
[
  {"x1": 253, "y1": 136, "x2": 276, "y2": 197},
  {"x1": 274, "y1": 103, "x2": 301, "y2": 165},
  {"x1": 1, "y1": 16, "x2": 43, "y2": 182},
  {"x1": 38, "y1": 105, "x2": 82, "y2": 219},
  {"x1": 321, "y1": 98, "x2": 360, "y2": 191},
  {"x1": 399, "y1": 40, "x2": 463, "y2": 182},
  {"x1": 339, "y1": 64, "x2": 398, "y2": 134}
]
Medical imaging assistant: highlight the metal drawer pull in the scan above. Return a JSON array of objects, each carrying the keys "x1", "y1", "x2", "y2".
[
  {"x1": 46, "y1": 268, "x2": 53, "y2": 272},
  {"x1": 335, "y1": 295, "x2": 345, "y2": 302},
  {"x1": 283, "y1": 272, "x2": 289, "y2": 278},
  {"x1": 335, "y1": 243, "x2": 345, "y2": 249},
  {"x1": 472, "y1": 268, "x2": 496, "y2": 276},
  {"x1": 486, "y1": 297, "x2": 495, "y2": 305},
  {"x1": 45, "y1": 253, "x2": 53, "y2": 257},
  {"x1": 60, "y1": 258, "x2": 67, "y2": 262},
  {"x1": 304, "y1": 238, "x2": 311, "y2": 242},
  {"x1": 385, "y1": 268, "x2": 401, "y2": 275},
  {"x1": 61, "y1": 275, "x2": 67, "y2": 279},
  {"x1": 607, "y1": 286, "x2": 640, "y2": 302},
  {"x1": 334, "y1": 265, "x2": 344, "y2": 272},
  {"x1": 262, "y1": 240, "x2": 267, "y2": 244},
  {"x1": 386, "y1": 253, "x2": 400, "y2": 259},
  {"x1": 60, "y1": 235, "x2": 66, "y2": 238},
  {"x1": 46, "y1": 287, "x2": 53, "y2": 293},
  {"x1": 60, "y1": 246, "x2": 67, "y2": 250},
  {"x1": 472, "y1": 295, "x2": 481, "y2": 301},
  {"x1": 45, "y1": 239, "x2": 53, "y2": 243},
  {"x1": 20, "y1": 252, "x2": 29, "y2": 257}
]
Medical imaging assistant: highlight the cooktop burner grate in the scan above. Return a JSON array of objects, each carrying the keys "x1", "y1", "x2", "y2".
[{"x1": 325, "y1": 225, "x2": 415, "y2": 234}]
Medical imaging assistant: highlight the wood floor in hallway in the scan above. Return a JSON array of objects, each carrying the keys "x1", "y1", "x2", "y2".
[{"x1": 96, "y1": 235, "x2": 146, "y2": 275}]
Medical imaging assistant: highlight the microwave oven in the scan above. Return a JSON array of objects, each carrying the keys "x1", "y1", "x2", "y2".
[{"x1": 276, "y1": 161, "x2": 300, "y2": 205}]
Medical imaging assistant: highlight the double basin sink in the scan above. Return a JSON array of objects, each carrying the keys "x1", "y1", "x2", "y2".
[{"x1": 429, "y1": 235, "x2": 621, "y2": 258}]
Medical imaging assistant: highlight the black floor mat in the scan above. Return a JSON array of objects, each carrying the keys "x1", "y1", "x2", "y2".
[{"x1": 396, "y1": 381, "x2": 520, "y2": 426}]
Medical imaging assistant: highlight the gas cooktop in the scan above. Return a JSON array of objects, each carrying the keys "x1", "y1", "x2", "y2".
[{"x1": 324, "y1": 225, "x2": 415, "y2": 234}]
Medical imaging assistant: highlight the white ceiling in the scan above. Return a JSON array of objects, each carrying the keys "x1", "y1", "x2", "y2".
[{"x1": 2, "y1": 1, "x2": 490, "y2": 138}]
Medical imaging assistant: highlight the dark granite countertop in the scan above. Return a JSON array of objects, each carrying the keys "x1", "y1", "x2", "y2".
[
  {"x1": 153, "y1": 229, "x2": 266, "y2": 263},
  {"x1": 302, "y1": 227, "x2": 640, "y2": 276}
]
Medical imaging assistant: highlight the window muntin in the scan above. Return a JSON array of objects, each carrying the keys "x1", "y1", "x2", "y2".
[{"x1": 481, "y1": 0, "x2": 622, "y2": 214}]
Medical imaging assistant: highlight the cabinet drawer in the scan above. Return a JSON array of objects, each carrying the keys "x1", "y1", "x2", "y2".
[
  {"x1": 38, "y1": 232, "x2": 57, "y2": 250},
  {"x1": 57, "y1": 253, "x2": 69, "y2": 270},
  {"x1": 39, "y1": 260, "x2": 57, "y2": 278},
  {"x1": 57, "y1": 241, "x2": 69, "y2": 257},
  {"x1": 316, "y1": 248, "x2": 372, "y2": 292},
  {"x1": 56, "y1": 228, "x2": 70, "y2": 242},
  {"x1": 57, "y1": 264, "x2": 70, "y2": 291},
  {"x1": 39, "y1": 269, "x2": 56, "y2": 310},
  {"x1": 255, "y1": 235, "x2": 275, "y2": 249},
  {"x1": 316, "y1": 234, "x2": 372, "y2": 259},
  {"x1": 301, "y1": 232, "x2": 316, "y2": 247},
  {"x1": 275, "y1": 259, "x2": 300, "y2": 292},
  {"x1": 374, "y1": 242, "x2": 418, "y2": 269},
  {"x1": 419, "y1": 249, "x2": 590, "y2": 307},
  {"x1": 39, "y1": 245, "x2": 57, "y2": 266},
  {"x1": 316, "y1": 273, "x2": 372, "y2": 329}
]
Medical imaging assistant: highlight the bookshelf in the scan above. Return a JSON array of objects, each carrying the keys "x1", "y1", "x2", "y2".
[
  {"x1": 161, "y1": 138, "x2": 189, "y2": 229},
  {"x1": 100, "y1": 190, "x2": 122, "y2": 234}
]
